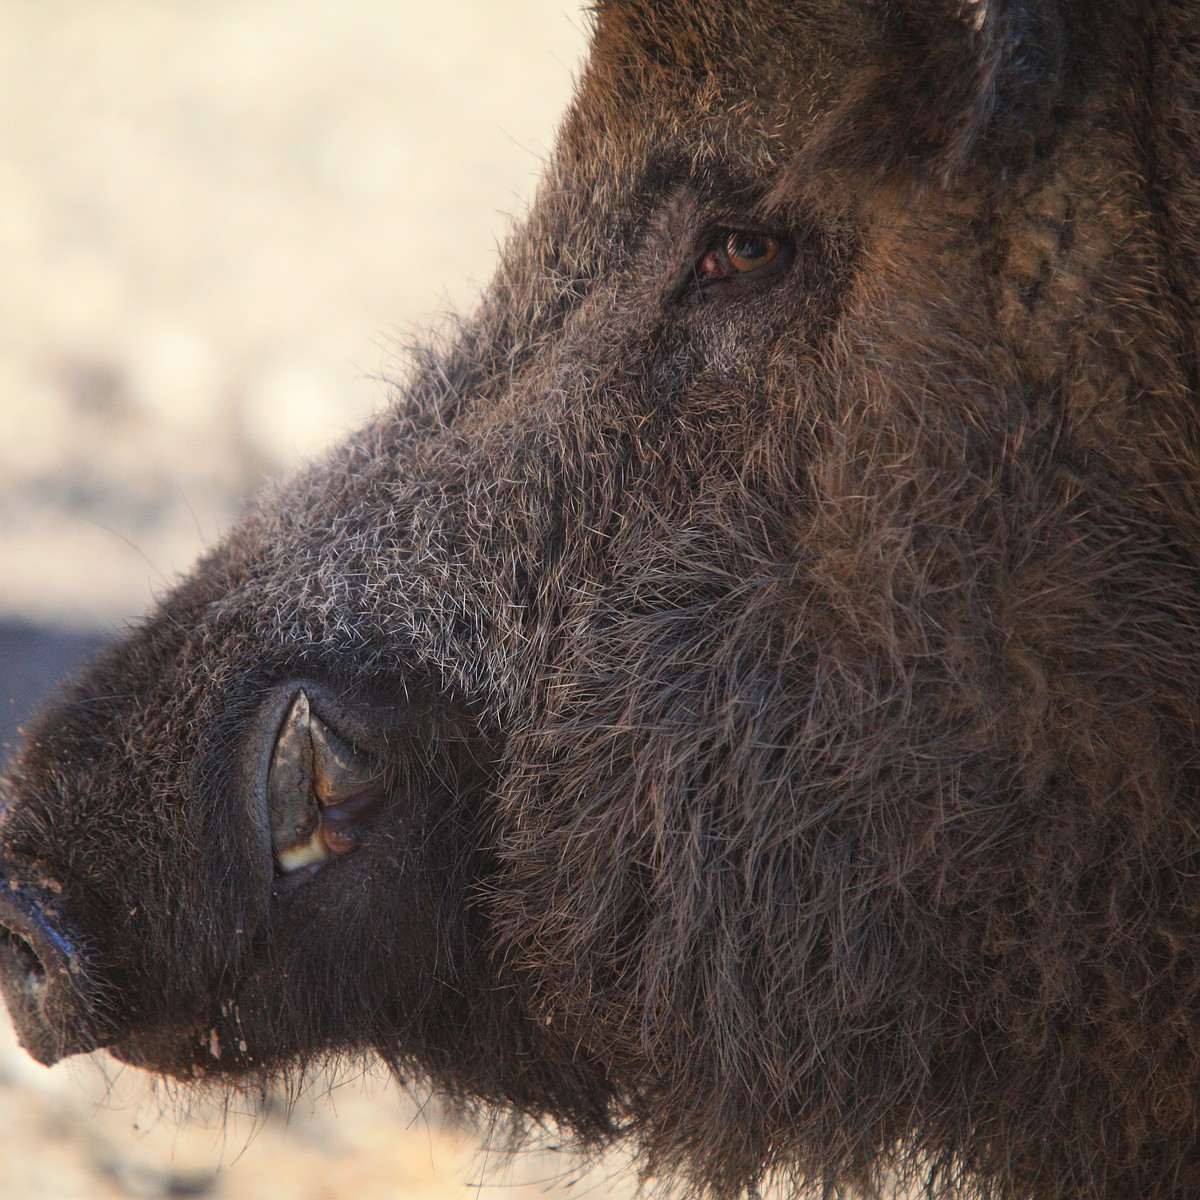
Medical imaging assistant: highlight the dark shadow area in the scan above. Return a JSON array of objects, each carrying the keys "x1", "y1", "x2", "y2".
[{"x1": 0, "y1": 622, "x2": 109, "y2": 758}]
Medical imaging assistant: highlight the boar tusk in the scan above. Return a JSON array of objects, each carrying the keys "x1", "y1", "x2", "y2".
[
  {"x1": 308, "y1": 708, "x2": 383, "y2": 805},
  {"x1": 266, "y1": 691, "x2": 323, "y2": 871},
  {"x1": 267, "y1": 689, "x2": 383, "y2": 874}
]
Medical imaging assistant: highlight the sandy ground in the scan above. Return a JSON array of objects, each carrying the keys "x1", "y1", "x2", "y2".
[
  {"x1": 0, "y1": 3, "x2": 653, "y2": 1197},
  {"x1": 0, "y1": 1010, "x2": 640, "y2": 1200}
]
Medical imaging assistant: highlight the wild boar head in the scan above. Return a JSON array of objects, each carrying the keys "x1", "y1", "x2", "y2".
[{"x1": 4, "y1": 2, "x2": 1200, "y2": 1197}]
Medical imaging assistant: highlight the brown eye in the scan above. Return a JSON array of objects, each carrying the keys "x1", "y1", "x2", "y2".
[
  {"x1": 695, "y1": 229, "x2": 789, "y2": 286},
  {"x1": 725, "y1": 232, "x2": 778, "y2": 272}
]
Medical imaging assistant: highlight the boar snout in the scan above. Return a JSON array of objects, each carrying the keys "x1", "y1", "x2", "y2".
[
  {"x1": 0, "y1": 649, "x2": 509, "y2": 1084},
  {"x1": 0, "y1": 867, "x2": 107, "y2": 1065}
]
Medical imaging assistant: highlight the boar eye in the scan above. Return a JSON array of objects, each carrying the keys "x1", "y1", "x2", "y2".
[
  {"x1": 696, "y1": 229, "x2": 791, "y2": 286},
  {"x1": 725, "y1": 232, "x2": 778, "y2": 271}
]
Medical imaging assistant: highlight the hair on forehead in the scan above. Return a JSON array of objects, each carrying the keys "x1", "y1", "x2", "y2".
[{"x1": 591, "y1": 0, "x2": 1065, "y2": 193}]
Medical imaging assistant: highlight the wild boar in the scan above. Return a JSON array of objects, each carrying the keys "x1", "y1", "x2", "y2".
[{"x1": 3, "y1": 1, "x2": 1200, "y2": 1197}]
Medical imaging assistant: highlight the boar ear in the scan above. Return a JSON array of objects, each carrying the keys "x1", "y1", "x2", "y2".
[{"x1": 779, "y1": 0, "x2": 1065, "y2": 199}]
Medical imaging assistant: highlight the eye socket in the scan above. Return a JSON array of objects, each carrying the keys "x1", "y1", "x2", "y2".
[{"x1": 696, "y1": 229, "x2": 790, "y2": 285}]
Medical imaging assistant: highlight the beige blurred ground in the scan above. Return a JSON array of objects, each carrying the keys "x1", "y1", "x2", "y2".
[
  {"x1": 0, "y1": 1013, "x2": 641, "y2": 1200},
  {"x1": 0, "y1": 0, "x2": 586, "y2": 627},
  {"x1": 0, "y1": 3, "x2": 652, "y2": 1197}
]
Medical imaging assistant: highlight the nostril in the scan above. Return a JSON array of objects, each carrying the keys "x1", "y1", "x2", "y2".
[
  {"x1": 0, "y1": 872, "x2": 104, "y2": 1065},
  {"x1": 0, "y1": 884, "x2": 77, "y2": 985},
  {"x1": 0, "y1": 925, "x2": 46, "y2": 987}
]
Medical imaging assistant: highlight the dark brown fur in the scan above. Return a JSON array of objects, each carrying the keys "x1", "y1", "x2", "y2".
[{"x1": 4, "y1": 2, "x2": 1200, "y2": 1197}]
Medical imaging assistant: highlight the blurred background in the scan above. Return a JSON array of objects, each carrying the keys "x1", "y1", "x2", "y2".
[{"x1": 0, "y1": 2, "x2": 643, "y2": 1196}]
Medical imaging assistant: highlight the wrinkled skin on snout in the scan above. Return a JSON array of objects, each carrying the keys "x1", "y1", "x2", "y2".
[{"x1": 5, "y1": 2, "x2": 1200, "y2": 1197}]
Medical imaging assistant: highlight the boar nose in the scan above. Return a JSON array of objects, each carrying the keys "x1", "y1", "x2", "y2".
[{"x1": 0, "y1": 869, "x2": 104, "y2": 1065}]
